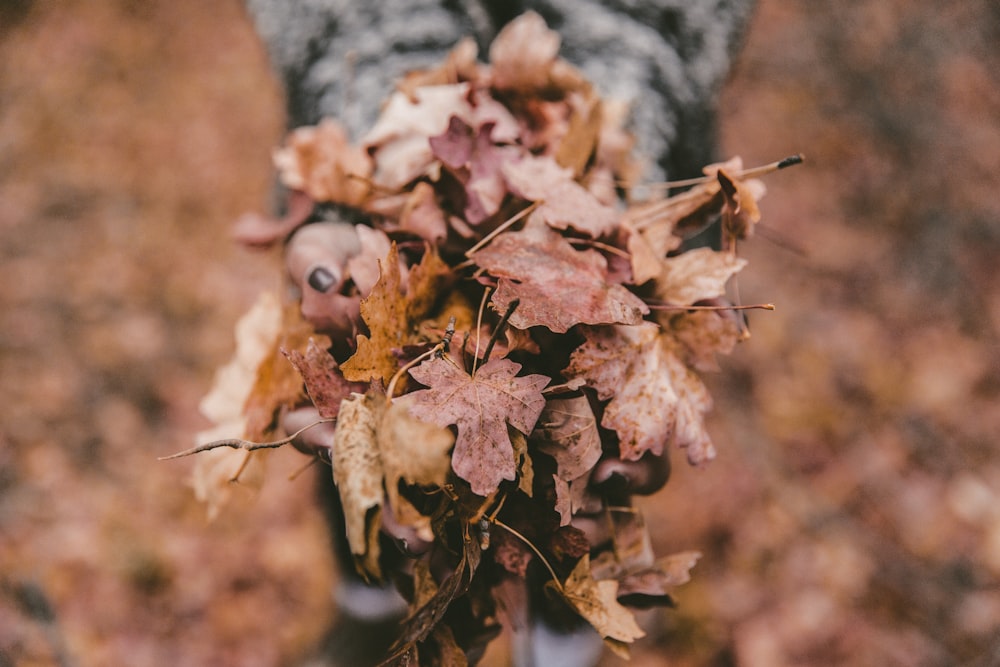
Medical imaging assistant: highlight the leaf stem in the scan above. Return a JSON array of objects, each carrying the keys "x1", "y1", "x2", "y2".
[
  {"x1": 387, "y1": 343, "x2": 443, "y2": 398},
  {"x1": 492, "y1": 518, "x2": 564, "y2": 594},
  {"x1": 464, "y1": 202, "x2": 539, "y2": 258},
  {"x1": 481, "y1": 299, "x2": 519, "y2": 366},
  {"x1": 644, "y1": 302, "x2": 775, "y2": 312}
]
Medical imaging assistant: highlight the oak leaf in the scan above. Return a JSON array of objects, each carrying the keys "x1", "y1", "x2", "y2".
[
  {"x1": 473, "y1": 223, "x2": 648, "y2": 333},
  {"x1": 405, "y1": 357, "x2": 549, "y2": 496}
]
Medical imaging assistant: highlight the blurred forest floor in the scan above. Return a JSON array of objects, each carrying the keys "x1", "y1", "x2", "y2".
[{"x1": 1, "y1": 1, "x2": 999, "y2": 665}]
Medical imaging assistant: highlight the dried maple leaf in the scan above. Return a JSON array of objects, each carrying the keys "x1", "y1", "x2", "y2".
[
  {"x1": 273, "y1": 118, "x2": 372, "y2": 206},
  {"x1": 472, "y1": 223, "x2": 648, "y2": 333},
  {"x1": 341, "y1": 244, "x2": 408, "y2": 384},
  {"x1": 405, "y1": 357, "x2": 549, "y2": 496},
  {"x1": 564, "y1": 323, "x2": 717, "y2": 464},
  {"x1": 502, "y1": 155, "x2": 619, "y2": 237},
  {"x1": 398, "y1": 182, "x2": 449, "y2": 243},
  {"x1": 553, "y1": 554, "x2": 645, "y2": 646},
  {"x1": 653, "y1": 247, "x2": 746, "y2": 307},
  {"x1": 343, "y1": 243, "x2": 453, "y2": 384},
  {"x1": 283, "y1": 338, "x2": 364, "y2": 418}
]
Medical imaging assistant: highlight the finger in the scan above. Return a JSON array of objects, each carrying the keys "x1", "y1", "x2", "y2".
[
  {"x1": 590, "y1": 451, "x2": 670, "y2": 497},
  {"x1": 282, "y1": 406, "x2": 336, "y2": 462}
]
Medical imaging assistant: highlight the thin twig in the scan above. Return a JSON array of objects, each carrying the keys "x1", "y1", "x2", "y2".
[
  {"x1": 492, "y1": 519, "x2": 564, "y2": 593},
  {"x1": 481, "y1": 299, "x2": 519, "y2": 366},
  {"x1": 471, "y1": 287, "x2": 491, "y2": 376},
  {"x1": 644, "y1": 302, "x2": 775, "y2": 312},
  {"x1": 157, "y1": 418, "x2": 337, "y2": 461},
  {"x1": 464, "y1": 202, "x2": 539, "y2": 257},
  {"x1": 387, "y1": 343, "x2": 443, "y2": 398}
]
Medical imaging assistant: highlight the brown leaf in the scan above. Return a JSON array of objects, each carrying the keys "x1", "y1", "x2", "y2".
[
  {"x1": 243, "y1": 303, "x2": 319, "y2": 441},
  {"x1": 473, "y1": 223, "x2": 648, "y2": 333},
  {"x1": 554, "y1": 554, "x2": 645, "y2": 644},
  {"x1": 378, "y1": 399, "x2": 454, "y2": 530},
  {"x1": 273, "y1": 119, "x2": 372, "y2": 206},
  {"x1": 717, "y1": 168, "x2": 765, "y2": 241},
  {"x1": 653, "y1": 247, "x2": 746, "y2": 307},
  {"x1": 392, "y1": 535, "x2": 482, "y2": 653},
  {"x1": 555, "y1": 93, "x2": 603, "y2": 177},
  {"x1": 667, "y1": 308, "x2": 743, "y2": 372},
  {"x1": 341, "y1": 244, "x2": 407, "y2": 384},
  {"x1": 406, "y1": 357, "x2": 549, "y2": 496},
  {"x1": 282, "y1": 338, "x2": 364, "y2": 418},
  {"x1": 534, "y1": 395, "x2": 602, "y2": 482},
  {"x1": 502, "y1": 155, "x2": 619, "y2": 237},
  {"x1": 342, "y1": 243, "x2": 453, "y2": 385},
  {"x1": 332, "y1": 391, "x2": 385, "y2": 580}
]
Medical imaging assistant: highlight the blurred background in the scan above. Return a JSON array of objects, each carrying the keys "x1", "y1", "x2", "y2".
[{"x1": 1, "y1": 1, "x2": 998, "y2": 665}]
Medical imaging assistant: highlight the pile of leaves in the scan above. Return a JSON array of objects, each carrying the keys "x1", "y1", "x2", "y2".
[{"x1": 168, "y1": 12, "x2": 795, "y2": 664}]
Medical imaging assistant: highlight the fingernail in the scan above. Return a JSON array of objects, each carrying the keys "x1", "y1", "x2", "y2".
[{"x1": 307, "y1": 266, "x2": 337, "y2": 292}]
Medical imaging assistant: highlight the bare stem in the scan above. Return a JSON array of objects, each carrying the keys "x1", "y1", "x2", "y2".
[
  {"x1": 645, "y1": 302, "x2": 775, "y2": 312},
  {"x1": 387, "y1": 343, "x2": 443, "y2": 398},
  {"x1": 481, "y1": 299, "x2": 519, "y2": 366},
  {"x1": 464, "y1": 202, "x2": 539, "y2": 258},
  {"x1": 158, "y1": 418, "x2": 337, "y2": 461},
  {"x1": 492, "y1": 518, "x2": 564, "y2": 593}
]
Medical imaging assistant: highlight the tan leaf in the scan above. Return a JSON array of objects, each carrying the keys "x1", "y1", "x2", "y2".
[
  {"x1": 332, "y1": 391, "x2": 385, "y2": 580},
  {"x1": 362, "y1": 83, "x2": 474, "y2": 190},
  {"x1": 378, "y1": 398, "x2": 454, "y2": 530},
  {"x1": 556, "y1": 555, "x2": 645, "y2": 644}
]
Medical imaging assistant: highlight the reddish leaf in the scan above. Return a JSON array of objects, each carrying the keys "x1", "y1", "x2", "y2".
[
  {"x1": 502, "y1": 155, "x2": 619, "y2": 237},
  {"x1": 653, "y1": 247, "x2": 746, "y2": 306},
  {"x1": 283, "y1": 338, "x2": 365, "y2": 418},
  {"x1": 404, "y1": 357, "x2": 549, "y2": 496},
  {"x1": 564, "y1": 323, "x2": 717, "y2": 464},
  {"x1": 473, "y1": 223, "x2": 648, "y2": 333},
  {"x1": 534, "y1": 395, "x2": 603, "y2": 482}
]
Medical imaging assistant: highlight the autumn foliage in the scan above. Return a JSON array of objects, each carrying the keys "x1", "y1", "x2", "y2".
[{"x1": 173, "y1": 12, "x2": 795, "y2": 663}]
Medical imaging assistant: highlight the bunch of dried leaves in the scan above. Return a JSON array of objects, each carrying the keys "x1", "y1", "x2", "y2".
[{"x1": 166, "y1": 12, "x2": 798, "y2": 664}]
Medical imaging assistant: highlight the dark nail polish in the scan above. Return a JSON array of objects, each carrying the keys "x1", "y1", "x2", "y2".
[{"x1": 308, "y1": 266, "x2": 337, "y2": 292}]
